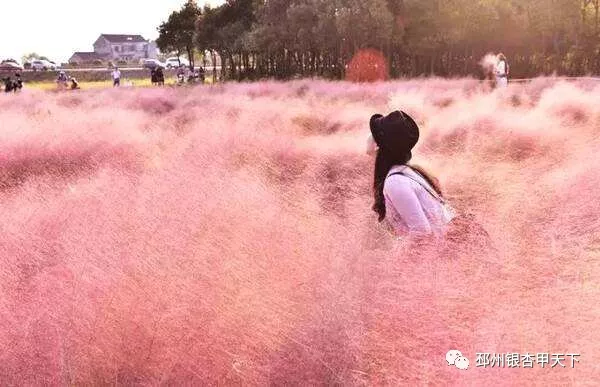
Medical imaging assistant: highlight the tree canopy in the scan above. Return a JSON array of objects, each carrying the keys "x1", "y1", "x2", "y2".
[
  {"x1": 160, "y1": 0, "x2": 600, "y2": 80},
  {"x1": 157, "y1": 0, "x2": 202, "y2": 68},
  {"x1": 22, "y1": 53, "x2": 50, "y2": 63}
]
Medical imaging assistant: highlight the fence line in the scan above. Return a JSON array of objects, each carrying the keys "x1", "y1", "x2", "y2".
[{"x1": 508, "y1": 76, "x2": 600, "y2": 83}]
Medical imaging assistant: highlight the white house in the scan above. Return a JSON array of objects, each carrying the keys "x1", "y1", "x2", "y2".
[{"x1": 69, "y1": 34, "x2": 158, "y2": 65}]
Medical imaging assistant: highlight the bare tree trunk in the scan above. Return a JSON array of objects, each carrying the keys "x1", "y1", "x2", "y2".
[
  {"x1": 186, "y1": 46, "x2": 194, "y2": 70},
  {"x1": 212, "y1": 50, "x2": 217, "y2": 83},
  {"x1": 430, "y1": 54, "x2": 435, "y2": 75},
  {"x1": 595, "y1": 0, "x2": 599, "y2": 33},
  {"x1": 229, "y1": 53, "x2": 236, "y2": 80}
]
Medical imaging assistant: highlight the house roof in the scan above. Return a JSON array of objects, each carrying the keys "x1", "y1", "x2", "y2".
[
  {"x1": 100, "y1": 34, "x2": 147, "y2": 43},
  {"x1": 69, "y1": 52, "x2": 110, "y2": 61}
]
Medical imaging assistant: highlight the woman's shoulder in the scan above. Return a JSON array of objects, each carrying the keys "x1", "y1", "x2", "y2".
[
  {"x1": 384, "y1": 166, "x2": 418, "y2": 191},
  {"x1": 386, "y1": 165, "x2": 420, "y2": 180},
  {"x1": 385, "y1": 165, "x2": 440, "y2": 196}
]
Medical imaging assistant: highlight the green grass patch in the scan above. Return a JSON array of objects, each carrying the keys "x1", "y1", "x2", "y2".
[{"x1": 25, "y1": 76, "x2": 213, "y2": 91}]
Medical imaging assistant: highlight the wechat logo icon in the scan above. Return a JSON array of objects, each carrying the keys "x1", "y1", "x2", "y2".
[{"x1": 446, "y1": 350, "x2": 470, "y2": 370}]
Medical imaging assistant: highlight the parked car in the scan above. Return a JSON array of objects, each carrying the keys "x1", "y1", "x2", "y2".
[
  {"x1": 0, "y1": 59, "x2": 24, "y2": 71},
  {"x1": 31, "y1": 59, "x2": 57, "y2": 71},
  {"x1": 142, "y1": 59, "x2": 165, "y2": 70},
  {"x1": 2, "y1": 58, "x2": 22, "y2": 66},
  {"x1": 165, "y1": 57, "x2": 189, "y2": 69}
]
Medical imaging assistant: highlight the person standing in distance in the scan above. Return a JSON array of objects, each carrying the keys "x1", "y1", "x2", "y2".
[
  {"x1": 112, "y1": 67, "x2": 121, "y2": 87},
  {"x1": 495, "y1": 53, "x2": 509, "y2": 88}
]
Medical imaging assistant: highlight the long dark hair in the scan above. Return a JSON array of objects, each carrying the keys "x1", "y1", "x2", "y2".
[{"x1": 372, "y1": 149, "x2": 443, "y2": 222}]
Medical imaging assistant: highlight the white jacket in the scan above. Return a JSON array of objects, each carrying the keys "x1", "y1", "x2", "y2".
[
  {"x1": 384, "y1": 165, "x2": 452, "y2": 236},
  {"x1": 495, "y1": 60, "x2": 507, "y2": 77}
]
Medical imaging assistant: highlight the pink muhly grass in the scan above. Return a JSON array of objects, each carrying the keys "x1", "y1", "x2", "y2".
[{"x1": 0, "y1": 78, "x2": 599, "y2": 384}]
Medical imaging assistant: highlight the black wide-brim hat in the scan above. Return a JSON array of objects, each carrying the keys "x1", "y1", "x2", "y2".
[{"x1": 370, "y1": 110, "x2": 419, "y2": 155}]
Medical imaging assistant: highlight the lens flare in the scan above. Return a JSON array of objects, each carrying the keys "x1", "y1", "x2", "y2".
[{"x1": 345, "y1": 49, "x2": 389, "y2": 82}]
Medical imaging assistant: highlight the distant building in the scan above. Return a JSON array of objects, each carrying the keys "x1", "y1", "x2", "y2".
[
  {"x1": 69, "y1": 52, "x2": 110, "y2": 65},
  {"x1": 69, "y1": 34, "x2": 158, "y2": 66}
]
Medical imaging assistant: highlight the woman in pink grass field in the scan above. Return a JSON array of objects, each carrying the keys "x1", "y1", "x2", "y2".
[{"x1": 367, "y1": 110, "x2": 455, "y2": 237}]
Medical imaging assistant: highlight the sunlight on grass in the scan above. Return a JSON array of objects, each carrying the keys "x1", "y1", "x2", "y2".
[{"x1": 23, "y1": 76, "x2": 212, "y2": 90}]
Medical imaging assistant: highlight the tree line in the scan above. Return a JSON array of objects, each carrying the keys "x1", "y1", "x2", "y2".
[{"x1": 157, "y1": 0, "x2": 600, "y2": 81}]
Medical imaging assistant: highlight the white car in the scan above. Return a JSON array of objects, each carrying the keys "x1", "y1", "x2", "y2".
[
  {"x1": 165, "y1": 57, "x2": 190, "y2": 69},
  {"x1": 31, "y1": 59, "x2": 57, "y2": 71}
]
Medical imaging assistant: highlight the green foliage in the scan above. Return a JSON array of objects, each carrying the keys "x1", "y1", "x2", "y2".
[
  {"x1": 22, "y1": 53, "x2": 50, "y2": 63},
  {"x1": 157, "y1": 0, "x2": 201, "y2": 68},
  {"x1": 160, "y1": 0, "x2": 600, "y2": 80},
  {"x1": 335, "y1": 0, "x2": 394, "y2": 51}
]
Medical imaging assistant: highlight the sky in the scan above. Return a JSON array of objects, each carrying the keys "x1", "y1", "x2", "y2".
[{"x1": 0, "y1": 0, "x2": 225, "y2": 63}]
